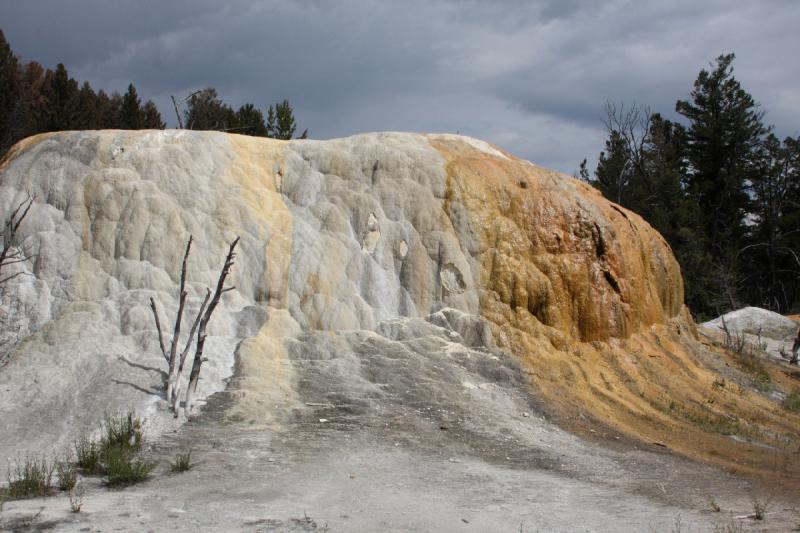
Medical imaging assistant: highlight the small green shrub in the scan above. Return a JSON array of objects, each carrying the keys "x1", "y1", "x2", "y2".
[
  {"x1": 103, "y1": 447, "x2": 155, "y2": 487},
  {"x1": 171, "y1": 450, "x2": 192, "y2": 473},
  {"x1": 74, "y1": 434, "x2": 101, "y2": 474},
  {"x1": 7, "y1": 455, "x2": 54, "y2": 499},
  {"x1": 56, "y1": 457, "x2": 77, "y2": 491},
  {"x1": 101, "y1": 411, "x2": 144, "y2": 453},
  {"x1": 783, "y1": 390, "x2": 800, "y2": 412}
]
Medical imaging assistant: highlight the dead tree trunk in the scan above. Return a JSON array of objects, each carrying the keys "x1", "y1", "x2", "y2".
[
  {"x1": 170, "y1": 95, "x2": 184, "y2": 129},
  {"x1": 184, "y1": 237, "x2": 239, "y2": 414},
  {"x1": 149, "y1": 236, "x2": 240, "y2": 416},
  {"x1": 165, "y1": 236, "x2": 192, "y2": 405},
  {"x1": 170, "y1": 288, "x2": 210, "y2": 413}
]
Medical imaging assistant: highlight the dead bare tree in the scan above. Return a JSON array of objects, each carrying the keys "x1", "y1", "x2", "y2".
[
  {"x1": 170, "y1": 90, "x2": 203, "y2": 130},
  {"x1": 149, "y1": 235, "x2": 239, "y2": 416},
  {"x1": 602, "y1": 101, "x2": 654, "y2": 204},
  {"x1": 183, "y1": 237, "x2": 239, "y2": 413},
  {"x1": 0, "y1": 193, "x2": 37, "y2": 365},
  {"x1": 0, "y1": 193, "x2": 35, "y2": 286}
]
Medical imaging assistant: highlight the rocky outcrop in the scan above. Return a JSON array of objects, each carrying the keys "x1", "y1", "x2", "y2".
[{"x1": 1, "y1": 131, "x2": 798, "y2": 482}]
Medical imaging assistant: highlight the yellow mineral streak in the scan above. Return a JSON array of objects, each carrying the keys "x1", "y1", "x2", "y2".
[{"x1": 223, "y1": 135, "x2": 300, "y2": 426}]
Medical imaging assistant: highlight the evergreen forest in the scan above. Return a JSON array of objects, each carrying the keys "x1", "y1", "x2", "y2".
[{"x1": 584, "y1": 54, "x2": 799, "y2": 319}]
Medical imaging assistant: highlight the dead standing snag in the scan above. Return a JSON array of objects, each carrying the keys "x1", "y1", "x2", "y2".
[
  {"x1": 148, "y1": 236, "x2": 240, "y2": 415},
  {"x1": 0, "y1": 193, "x2": 35, "y2": 286},
  {"x1": 184, "y1": 237, "x2": 239, "y2": 413}
]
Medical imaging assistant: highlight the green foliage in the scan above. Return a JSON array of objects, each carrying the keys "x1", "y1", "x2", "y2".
[
  {"x1": 0, "y1": 31, "x2": 165, "y2": 159},
  {"x1": 103, "y1": 446, "x2": 155, "y2": 487},
  {"x1": 6, "y1": 455, "x2": 54, "y2": 499},
  {"x1": 589, "y1": 53, "x2": 799, "y2": 317},
  {"x1": 184, "y1": 88, "x2": 306, "y2": 139},
  {"x1": 171, "y1": 450, "x2": 192, "y2": 473},
  {"x1": 56, "y1": 455, "x2": 78, "y2": 491},
  {"x1": 0, "y1": 31, "x2": 308, "y2": 158},
  {"x1": 74, "y1": 433, "x2": 101, "y2": 474},
  {"x1": 95, "y1": 411, "x2": 154, "y2": 486},
  {"x1": 185, "y1": 87, "x2": 236, "y2": 131},
  {"x1": 235, "y1": 103, "x2": 268, "y2": 136},
  {"x1": 121, "y1": 83, "x2": 143, "y2": 129},
  {"x1": 101, "y1": 410, "x2": 144, "y2": 453},
  {"x1": 269, "y1": 99, "x2": 297, "y2": 140},
  {"x1": 142, "y1": 100, "x2": 166, "y2": 129}
]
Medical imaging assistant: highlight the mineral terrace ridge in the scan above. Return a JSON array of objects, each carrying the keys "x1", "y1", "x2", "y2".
[{"x1": 1, "y1": 130, "x2": 799, "y2": 531}]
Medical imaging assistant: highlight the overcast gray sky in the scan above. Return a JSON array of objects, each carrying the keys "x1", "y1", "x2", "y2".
[{"x1": 2, "y1": 0, "x2": 798, "y2": 173}]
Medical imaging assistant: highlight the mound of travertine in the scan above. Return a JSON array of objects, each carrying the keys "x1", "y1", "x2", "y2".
[
  {"x1": 703, "y1": 306, "x2": 799, "y2": 362},
  {"x1": 0, "y1": 130, "x2": 798, "y2": 484}
]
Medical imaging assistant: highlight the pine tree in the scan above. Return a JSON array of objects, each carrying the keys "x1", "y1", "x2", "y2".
[
  {"x1": 142, "y1": 100, "x2": 165, "y2": 129},
  {"x1": 95, "y1": 90, "x2": 113, "y2": 128},
  {"x1": 76, "y1": 81, "x2": 99, "y2": 129},
  {"x1": 44, "y1": 63, "x2": 80, "y2": 130},
  {"x1": 184, "y1": 87, "x2": 235, "y2": 131},
  {"x1": 0, "y1": 29, "x2": 21, "y2": 154},
  {"x1": 105, "y1": 92, "x2": 123, "y2": 128},
  {"x1": 120, "y1": 83, "x2": 143, "y2": 129},
  {"x1": 272, "y1": 99, "x2": 296, "y2": 140},
  {"x1": 234, "y1": 103, "x2": 267, "y2": 136},
  {"x1": 676, "y1": 53, "x2": 768, "y2": 311},
  {"x1": 744, "y1": 134, "x2": 800, "y2": 311}
]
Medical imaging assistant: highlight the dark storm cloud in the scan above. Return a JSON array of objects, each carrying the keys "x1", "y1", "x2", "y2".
[{"x1": 1, "y1": 0, "x2": 798, "y2": 173}]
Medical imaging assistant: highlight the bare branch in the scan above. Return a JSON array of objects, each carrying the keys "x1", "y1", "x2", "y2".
[
  {"x1": 178, "y1": 288, "x2": 210, "y2": 371},
  {"x1": 1, "y1": 194, "x2": 35, "y2": 279},
  {"x1": 0, "y1": 271, "x2": 27, "y2": 285},
  {"x1": 149, "y1": 297, "x2": 169, "y2": 363},
  {"x1": 166, "y1": 235, "x2": 193, "y2": 406},
  {"x1": 184, "y1": 237, "x2": 240, "y2": 412}
]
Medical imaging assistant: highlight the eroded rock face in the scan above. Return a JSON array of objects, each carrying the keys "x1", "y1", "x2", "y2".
[{"x1": 1, "y1": 131, "x2": 798, "y2": 481}]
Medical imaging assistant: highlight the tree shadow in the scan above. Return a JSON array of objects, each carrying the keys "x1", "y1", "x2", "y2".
[{"x1": 111, "y1": 379, "x2": 162, "y2": 397}]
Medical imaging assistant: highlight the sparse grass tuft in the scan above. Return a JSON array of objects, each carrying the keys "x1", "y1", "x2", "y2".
[
  {"x1": 783, "y1": 390, "x2": 800, "y2": 412},
  {"x1": 171, "y1": 450, "x2": 192, "y2": 473},
  {"x1": 103, "y1": 446, "x2": 155, "y2": 487},
  {"x1": 6, "y1": 455, "x2": 54, "y2": 499},
  {"x1": 56, "y1": 455, "x2": 78, "y2": 491},
  {"x1": 101, "y1": 410, "x2": 144, "y2": 453},
  {"x1": 74, "y1": 433, "x2": 101, "y2": 474},
  {"x1": 721, "y1": 327, "x2": 771, "y2": 391},
  {"x1": 712, "y1": 520, "x2": 744, "y2": 533},
  {"x1": 98, "y1": 410, "x2": 153, "y2": 486}
]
